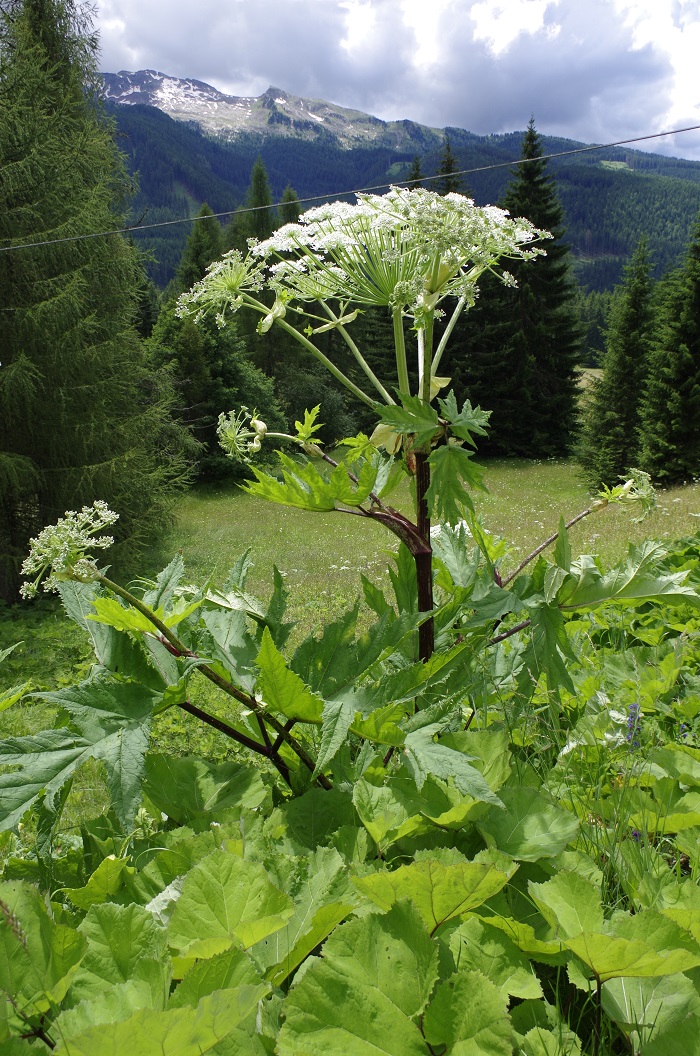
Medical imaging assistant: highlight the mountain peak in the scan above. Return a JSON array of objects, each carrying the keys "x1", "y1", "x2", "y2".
[{"x1": 101, "y1": 69, "x2": 444, "y2": 151}]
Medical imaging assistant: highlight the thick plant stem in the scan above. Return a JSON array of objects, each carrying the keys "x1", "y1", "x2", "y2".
[
  {"x1": 414, "y1": 451, "x2": 434, "y2": 662},
  {"x1": 96, "y1": 574, "x2": 332, "y2": 790},
  {"x1": 178, "y1": 700, "x2": 292, "y2": 787},
  {"x1": 393, "y1": 307, "x2": 411, "y2": 396}
]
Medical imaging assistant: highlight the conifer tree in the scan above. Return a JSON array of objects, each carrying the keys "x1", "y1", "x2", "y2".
[
  {"x1": 279, "y1": 185, "x2": 301, "y2": 225},
  {"x1": 246, "y1": 156, "x2": 276, "y2": 242},
  {"x1": 0, "y1": 0, "x2": 191, "y2": 599},
  {"x1": 578, "y1": 240, "x2": 655, "y2": 486},
  {"x1": 435, "y1": 135, "x2": 462, "y2": 195},
  {"x1": 638, "y1": 219, "x2": 700, "y2": 484},
  {"x1": 175, "y1": 203, "x2": 224, "y2": 291},
  {"x1": 406, "y1": 156, "x2": 423, "y2": 189}
]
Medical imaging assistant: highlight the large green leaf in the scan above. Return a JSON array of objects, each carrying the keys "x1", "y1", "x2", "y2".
[
  {"x1": 402, "y1": 724, "x2": 503, "y2": 806},
  {"x1": 353, "y1": 855, "x2": 514, "y2": 934},
  {"x1": 168, "y1": 852, "x2": 294, "y2": 958},
  {"x1": 168, "y1": 948, "x2": 263, "y2": 1009},
  {"x1": 449, "y1": 917, "x2": 543, "y2": 999},
  {"x1": 277, "y1": 903, "x2": 437, "y2": 1056},
  {"x1": 0, "y1": 677, "x2": 157, "y2": 830},
  {"x1": 528, "y1": 872, "x2": 604, "y2": 938},
  {"x1": 0, "y1": 880, "x2": 86, "y2": 1015},
  {"x1": 565, "y1": 910, "x2": 700, "y2": 982},
  {"x1": 70, "y1": 903, "x2": 169, "y2": 1004},
  {"x1": 422, "y1": 969, "x2": 513, "y2": 1055},
  {"x1": 352, "y1": 778, "x2": 429, "y2": 849},
  {"x1": 64, "y1": 855, "x2": 131, "y2": 910},
  {"x1": 254, "y1": 847, "x2": 355, "y2": 986},
  {"x1": 427, "y1": 443, "x2": 487, "y2": 524},
  {"x1": 200, "y1": 607, "x2": 258, "y2": 693},
  {"x1": 143, "y1": 754, "x2": 267, "y2": 824},
  {"x1": 245, "y1": 451, "x2": 377, "y2": 512},
  {"x1": 256, "y1": 627, "x2": 324, "y2": 723},
  {"x1": 602, "y1": 973, "x2": 700, "y2": 1050},
  {"x1": 54, "y1": 986, "x2": 269, "y2": 1056},
  {"x1": 478, "y1": 787, "x2": 579, "y2": 862},
  {"x1": 558, "y1": 541, "x2": 700, "y2": 611}
]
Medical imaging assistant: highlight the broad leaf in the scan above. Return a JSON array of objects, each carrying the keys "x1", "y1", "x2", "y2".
[
  {"x1": 427, "y1": 443, "x2": 487, "y2": 525},
  {"x1": 0, "y1": 880, "x2": 86, "y2": 1014},
  {"x1": 378, "y1": 394, "x2": 440, "y2": 446},
  {"x1": 566, "y1": 910, "x2": 700, "y2": 982},
  {"x1": 277, "y1": 904, "x2": 437, "y2": 1056},
  {"x1": 65, "y1": 855, "x2": 131, "y2": 910},
  {"x1": 602, "y1": 973, "x2": 700, "y2": 1049},
  {"x1": 449, "y1": 917, "x2": 543, "y2": 999},
  {"x1": 54, "y1": 986, "x2": 269, "y2": 1055},
  {"x1": 478, "y1": 787, "x2": 579, "y2": 862},
  {"x1": 403, "y1": 724, "x2": 503, "y2": 806},
  {"x1": 168, "y1": 948, "x2": 263, "y2": 1009},
  {"x1": 71, "y1": 903, "x2": 169, "y2": 1005},
  {"x1": 353, "y1": 856, "x2": 514, "y2": 934},
  {"x1": 143, "y1": 754, "x2": 267, "y2": 824},
  {"x1": 256, "y1": 627, "x2": 323, "y2": 723},
  {"x1": 438, "y1": 392, "x2": 491, "y2": 445},
  {"x1": 528, "y1": 872, "x2": 604, "y2": 938},
  {"x1": 422, "y1": 969, "x2": 513, "y2": 1055},
  {"x1": 168, "y1": 852, "x2": 294, "y2": 957},
  {"x1": 558, "y1": 542, "x2": 700, "y2": 611}
]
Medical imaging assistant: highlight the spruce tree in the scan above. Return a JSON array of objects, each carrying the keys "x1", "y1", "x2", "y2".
[
  {"x1": 454, "y1": 119, "x2": 581, "y2": 456},
  {"x1": 0, "y1": 0, "x2": 191, "y2": 599},
  {"x1": 578, "y1": 240, "x2": 655, "y2": 486},
  {"x1": 175, "y1": 203, "x2": 224, "y2": 291},
  {"x1": 406, "y1": 156, "x2": 423, "y2": 189},
  {"x1": 246, "y1": 156, "x2": 276, "y2": 242},
  {"x1": 279, "y1": 185, "x2": 301, "y2": 225},
  {"x1": 435, "y1": 136, "x2": 462, "y2": 195},
  {"x1": 638, "y1": 219, "x2": 700, "y2": 484}
]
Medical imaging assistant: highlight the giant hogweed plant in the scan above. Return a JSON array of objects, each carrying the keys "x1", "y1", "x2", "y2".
[{"x1": 2, "y1": 189, "x2": 700, "y2": 1054}]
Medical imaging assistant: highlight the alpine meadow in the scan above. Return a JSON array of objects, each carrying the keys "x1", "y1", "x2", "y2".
[{"x1": 2, "y1": 3, "x2": 700, "y2": 1056}]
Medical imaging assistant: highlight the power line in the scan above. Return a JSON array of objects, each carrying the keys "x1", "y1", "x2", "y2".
[{"x1": 2, "y1": 121, "x2": 700, "y2": 255}]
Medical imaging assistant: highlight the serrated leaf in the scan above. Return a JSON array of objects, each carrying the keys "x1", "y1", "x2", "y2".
[
  {"x1": 527, "y1": 603, "x2": 576, "y2": 694},
  {"x1": 54, "y1": 986, "x2": 269, "y2": 1056},
  {"x1": 313, "y1": 698, "x2": 355, "y2": 776},
  {"x1": 528, "y1": 872, "x2": 604, "y2": 938},
  {"x1": 602, "y1": 973, "x2": 700, "y2": 1049},
  {"x1": 566, "y1": 910, "x2": 700, "y2": 982},
  {"x1": 256, "y1": 627, "x2": 323, "y2": 723},
  {"x1": 71, "y1": 903, "x2": 169, "y2": 1004},
  {"x1": 277, "y1": 903, "x2": 437, "y2": 1056},
  {"x1": 438, "y1": 391, "x2": 491, "y2": 444},
  {"x1": 427, "y1": 443, "x2": 487, "y2": 525},
  {"x1": 478, "y1": 787, "x2": 579, "y2": 862},
  {"x1": 87, "y1": 596, "x2": 201, "y2": 634},
  {"x1": 378, "y1": 394, "x2": 440, "y2": 445},
  {"x1": 143, "y1": 754, "x2": 267, "y2": 824},
  {"x1": 64, "y1": 855, "x2": 131, "y2": 910},
  {"x1": 200, "y1": 607, "x2": 258, "y2": 693},
  {"x1": 350, "y1": 703, "x2": 406, "y2": 746},
  {"x1": 423, "y1": 969, "x2": 512, "y2": 1055},
  {"x1": 245, "y1": 451, "x2": 376, "y2": 512},
  {"x1": 559, "y1": 541, "x2": 700, "y2": 611},
  {"x1": 0, "y1": 880, "x2": 87, "y2": 1015},
  {"x1": 403, "y1": 724, "x2": 503, "y2": 806},
  {"x1": 168, "y1": 948, "x2": 263, "y2": 1009},
  {"x1": 168, "y1": 851, "x2": 293, "y2": 957},
  {"x1": 449, "y1": 916, "x2": 543, "y2": 999},
  {"x1": 142, "y1": 555, "x2": 186, "y2": 611},
  {"x1": 0, "y1": 678, "x2": 156, "y2": 831},
  {"x1": 352, "y1": 778, "x2": 428, "y2": 849},
  {"x1": 353, "y1": 856, "x2": 514, "y2": 934}
]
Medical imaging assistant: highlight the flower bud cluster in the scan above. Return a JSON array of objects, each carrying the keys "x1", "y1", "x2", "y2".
[
  {"x1": 217, "y1": 408, "x2": 268, "y2": 461},
  {"x1": 20, "y1": 501, "x2": 118, "y2": 599}
]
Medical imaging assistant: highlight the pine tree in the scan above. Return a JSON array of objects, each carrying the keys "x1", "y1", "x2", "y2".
[
  {"x1": 638, "y1": 219, "x2": 700, "y2": 484},
  {"x1": 435, "y1": 136, "x2": 462, "y2": 195},
  {"x1": 578, "y1": 240, "x2": 655, "y2": 486},
  {"x1": 0, "y1": 0, "x2": 191, "y2": 599},
  {"x1": 246, "y1": 156, "x2": 276, "y2": 242}
]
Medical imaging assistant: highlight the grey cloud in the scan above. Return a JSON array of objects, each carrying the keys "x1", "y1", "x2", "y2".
[{"x1": 95, "y1": 0, "x2": 696, "y2": 159}]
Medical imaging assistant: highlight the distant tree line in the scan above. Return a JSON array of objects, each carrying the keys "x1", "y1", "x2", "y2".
[{"x1": 2, "y1": 0, "x2": 698, "y2": 603}]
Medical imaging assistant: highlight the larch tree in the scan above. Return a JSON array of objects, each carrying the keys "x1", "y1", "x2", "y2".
[{"x1": 0, "y1": 0, "x2": 191, "y2": 599}]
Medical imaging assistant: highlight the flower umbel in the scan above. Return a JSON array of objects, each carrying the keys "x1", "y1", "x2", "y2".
[
  {"x1": 217, "y1": 408, "x2": 267, "y2": 461},
  {"x1": 20, "y1": 501, "x2": 118, "y2": 598}
]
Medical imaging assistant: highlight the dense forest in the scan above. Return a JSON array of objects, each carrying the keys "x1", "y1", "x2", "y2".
[{"x1": 109, "y1": 101, "x2": 700, "y2": 291}]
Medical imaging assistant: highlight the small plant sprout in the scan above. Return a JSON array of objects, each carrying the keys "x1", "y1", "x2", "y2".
[{"x1": 19, "y1": 501, "x2": 118, "y2": 598}]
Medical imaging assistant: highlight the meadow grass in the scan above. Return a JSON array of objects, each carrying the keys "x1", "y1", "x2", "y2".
[{"x1": 1, "y1": 458, "x2": 698, "y2": 821}]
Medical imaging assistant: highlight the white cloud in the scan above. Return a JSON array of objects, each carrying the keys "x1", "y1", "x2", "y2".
[{"x1": 94, "y1": 0, "x2": 700, "y2": 159}]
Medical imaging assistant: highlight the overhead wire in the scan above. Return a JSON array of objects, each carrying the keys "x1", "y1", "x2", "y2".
[{"x1": 1, "y1": 121, "x2": 700, "y2": 255}]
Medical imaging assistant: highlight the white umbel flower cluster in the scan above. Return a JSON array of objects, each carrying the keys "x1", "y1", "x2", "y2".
[{"x1": 20, "y1": 501, "x2": 118, "y2": 599}]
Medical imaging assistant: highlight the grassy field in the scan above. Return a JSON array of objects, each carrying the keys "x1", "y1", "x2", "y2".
[{"x1": 0, "y1": 457, "x2": 698, "y2": 831}]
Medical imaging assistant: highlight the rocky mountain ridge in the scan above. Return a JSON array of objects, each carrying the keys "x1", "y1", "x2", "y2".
[{"x1": 101, "y1": 69, "x2": 442, "y2": 152}]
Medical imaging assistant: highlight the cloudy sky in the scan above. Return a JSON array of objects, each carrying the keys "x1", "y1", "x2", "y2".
[{"x1": 95, "y1": 0, "x2": 700, "y2": 160}]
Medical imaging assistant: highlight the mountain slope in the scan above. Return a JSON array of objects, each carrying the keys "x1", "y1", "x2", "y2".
[{"x1": 104, "y1": 70, "x2": 700, "y2": 290}]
